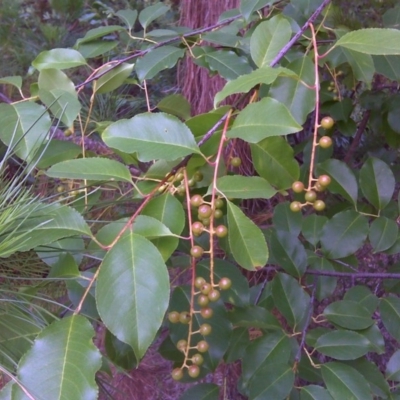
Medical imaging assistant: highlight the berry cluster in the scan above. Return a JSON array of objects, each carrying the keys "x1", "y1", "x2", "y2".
[{"x1": 159, "y1": 170, "x2": 204, "y2": 196}]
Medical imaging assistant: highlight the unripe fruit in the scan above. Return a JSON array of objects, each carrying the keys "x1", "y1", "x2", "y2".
[
  {"x1": 319, "y1": 136, "x2": 333, "y2": 149},
  {"x1": 188, "y1": 365, "x2": 200, "y2": 378},
  {"x1": 320, "y1": 116, "x2": 334, "y2": 129},
  {"x1": 231, "y1": 157, "x2": 242, "y2": 167},
  {"x1": 200, "y1": 283, "x2": 212, "y2": 295},
  {"x1": 313, "y1": 200, "x2": 326, "y2": 211},
  {"x1": 214, "y1": 209, "x2": 223, "y2": 219},
  {"x1": 194, "y1": 276, "x2": 206, "y2": 289},
  {"x1": 168, "y1": 311, "x2": 180, "y2": 323},
  {"x1": 197, "y1": 294, "x2": 209, "y2": 307},
  {"x1": 176, "y1": 172, "x2": 184, "y2": 181},
  {"x1": 292, "y1": 181, "x2": 304, "y2": 193},
  {"x1": 197, "y1": 340, "x2": 209, "y2": 353},
  {"x1": 190, "y1": 195, "x2": 203, "y2": 207},
  {"x1": 191, "y1": 246, "x2": 204, "y2": 258},
  {"x1": 188, "y1": 179, "x2": 195, "y2": 187},
  {"x1": 192, "y1": 221, "x2": 204, "y2": 236},
  {"x1": 199, "y1": 323, "x2": 212, "y2": 336},
  {"x1": 179, "y1": 311, "x2": 191, "y2": 324},
  {"x1": 171, "y1": 368, "x2": 183, "y2": 381},
  {"x1": 193, "y1": 171, "x2": 203, "y2": 182},
  {"x1": 177, "y1": 185, "x2": 185, "y2": 195},
  {"x1": 201, "y1": 218, "x2": 210, "y2": 226},
  {"x1": 56, "y1": 185, "x2": 64, "y2": 193},
  {"x1": 198, "y1": 204, "x2": 212, "y2": 219},
  {"x1": 208, "y1": 289, "x2": 221, "y2": 302},
  {"x1": 215, "y1": 198, "x2": 224, "y2": 209},
  {"x1": 200, "y1": 307, "x2": 213, "y2": 319},
  {"x1": 315, "y1": 182, "x2": 326, "y2": 192},
  {"x1": 177, "y1": 339, "x2": 187, "y2": 352},
  {"x1": 318, "y1": 174, "x2": 331, "y2": 187},
  {"x1": 192, "y1": 353, "x2": 204, "y2": 366},
  {"x1": 218, "y1": 277, "x2": 232, "y2": 291},
  {"x1": 304, "y1": 190, "x2": 317, "y2": 203},
  {"x1": 215, "y1": 225, "x2": 228, "y2": 238},
  {"x1": 290, "y1": 201, "x2": 302, "y2": 212}
]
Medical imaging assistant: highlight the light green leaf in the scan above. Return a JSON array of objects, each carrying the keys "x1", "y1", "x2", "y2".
[
  {"x1": 38, "y1": 69, "x2": 76, "y2": 96},
  {"x1": 321, "y1": 362, "x2": 372, "y2": 400},
  {"x1": 359, "y1": 157, "x2": 395, "y2": 210},
  {"x1": 344, "y1": 286, "x2": 379, "y2": 315},
  {"x1": 380, "y1": 296, "x2": 400, "y2": 343},
  {"x1": 386, "y1": 350, "x2": 400, "y2": 381},
  {"x1": 250, "y1": 15, "x2": 292, "y2": 67},
  {"x1": 315, "y1": 330, "x2": 370, "y2": 360},
  {"x1": 335, "y1": 28, "x2": 400, "y2": 55},
  {"x1": 115, "y1": 9, "x2": 138, "y2": 30},
  {"x1": 157, "y1": 94, "x2": 191, "y2": 120},
  {"x1": 0, "y1": 76, "x2": 22, "y2": 90},
  {"x1": 139, "y1": 3, "x2": 170, "y2": 30},
  {"x1": 96, "y1": 232, "x2": 169, "y2": 360},
  {"x1": 373, "y1": 55, "x2": 400, "y2": 81},
  {"x1": 136, "y1": 46, "x2": 185, "y2": 81},
  {"x1": 13, "y1": 316, "x2": 101, "y2": 400},
  {"x1": 228, "y1": 97, "x2": 302, "y2": 142},
  {"x1": 369, "y1": 216, "x2": 398, "y2": 253},
  {"x1": 227, "y1": 200, "x2": 268, "y2": 270},
  {"x1": 250, "y1": 136, "x2": 300, "y2": 190},
  {"x1": 77, "y1": 41, "x2": 118, "y2": 59},
  {"x1": 93, "y1": 63, "x2": 134, "y2": 94},
  {"x1": 0, "y1": 102, "x2": 51, "y2": 162},
  {"x1": 47, "y1": 158, "x2": 133, "y2": 183},
  {"x1": 75, "y1": 25, "x2": 126, "y2": 46},
  {"x1": 102, "y1": 112, "x2": 200, "y2": 162},
  {"x1": 36, "y1": 139, "x2": 82, "y2": 169},
  {"x1": 180, "y1": 383, "x2": 219, "y2": 400},
  {"x1": 240, "y1": 0, "x2": 277, "y2": 21},
  {"x1": 300, "y1": 385, "x2": 334, "y2": 400},
  {"x1": 32, "y1": 48, "x2": 87, "y2": 70},
  {"x1": 210, "y1": 176, "x2": 276, "y2": 199},
  {"x1": 320, "y1": 210, "x2": 369, "y2": 259}
]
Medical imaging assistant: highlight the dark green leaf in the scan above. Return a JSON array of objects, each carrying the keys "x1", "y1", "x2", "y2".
[
  {"x1": 36, "y1": 139, "x2": 82, "y2": 169},
  {"x1": 157, "y1": 94, "x2": 191, "y2": 120},
  {"x1": 343, "y1": 286, "x2": 379, "y2": 314},
  {"x1": 77, "y1": 41, "x2": 118, "y2": 58},
  {"x1": 300, "y1": 385, "x2": 334, "y2": 400},
  {"x1": 205, "y1": 50, "x2": 253, "y2": 80},
  {"x1": 302, "y1": 215, "x2": 328, "y2": 247},
  {"x1": 273, "y1": 202, "x2": 303, "y2": 236},
  {"x1": 307, "y1": 254, "x2": 337, "y2": 301},
  {"x1": 386, "y1": 350, "x2": 400, "y2": 381},
  {"x1": 75, "y1": 25, "x2": 126, "y2": 46},
  {"x1": 369, "y1": 216, "x2": 398, "y2": 253},
  {"x1": 227, "y1": 306, "x2": 281, "y2": 330},
  {"x1": 380, "y1": 296, "x2": 400, "y2": 342},
  {"x1": 105, "y1": 330, "x2": 137, "y2": 370},
  {"x1": 240, "y1": 0, "x2": 277, "y2": 21},
  {"x1": 93, "y1": 63, "x2": 134, "y2": 94},
  {"x1": 224, "y1": 328, "x2": 250, "y2": 363},
  {"x1": 180, "y1": 384, "x2": 219, "y2": 400},
  {"x1": 115, "y1": 9, "x2": 138, "y2": 30},
  {"x1": 373, "y1": 55, "x2": 400, "y2": 81},
  {"x1": 139, "y1": 3, "x2": 170, "y2": 30}
]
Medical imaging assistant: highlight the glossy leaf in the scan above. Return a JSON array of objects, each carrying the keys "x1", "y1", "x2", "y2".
[
  {"x1": 316, "y1": 159, "x2": 358, "y2": 205},
  {"x1": 369, "y1": 216, "x2": 398, "y2": 253},
  {"x1": 32, "y1": 48, "x2": 87, "y2": 70},
  {"x1": 358, "y1": 324, "x2": 385, "y2": 355},
  {"x1": 227, "y1": 200, "x2": 268, "y2": 270},
  {"x1": 340, "y1": 48, "x2": 374, "y2": 85},
  {"x1": 102, "y1": 112, "x2": 200, "y2": 162},
  {"x1": 320, "y1": 210, "x2": 369, "y2": 259},
  {"x1": 38, "y1": 69, "x2": 76, "y2": 96},
  {"x1": 105, "y1": 330, "x2": 137, "y2": 370},
  {"x1": 359, "y1": 157, "x2": 395, "y2": 210},
  {"x1": 47, "y1": 158, "x2": 133, "y2": 183},
  {"x1": 343, "y1": 286, "x2": 379, "y2": 314},
  {"x1": 224, "y1": 328, "x2": 250, "y2": 363},
  {"x1": 75, "y1": 25, "x2": 126, "y2": 46},
  {"x1": 321, "y1": 362, "x2": 372, "y2": 400},
  {"x1": 96, "y1": 232, "x2": 169, "y2": 360},
  {"x1": 250, "y1": 136, "x2": 300, "y2": 190},
  {"x1": 315, "y1": 330, "x2": 370, "y2": 360},
  {"x1": 302, "y1": 215, "x2": 328, "y2": 247},
  {"x1": 227, "y1": 306, "x2": 281, "y2": 330},
  {"x1": 307, "y1": 254, "x2": 337, "y2": 301},
  {"x1": 250, "y1": 15, "x2": 292, "y2": 67},
  {"x1": 36, "y1": 139, "x2": 82, "y2": 169},
  {"x1": 323, "y1": 300, "x2": 373, "y2": 330},
  {"x1": 386, "y1": 350, "x2": 400, "y2": 381},
  {"x1": 228, "y1": 97, "x2": 302, "y2": 142},
  {"x1": 139, "y1": 3, "x2": 170, "y2": 30},
  {"x1": 115, "y1": 9, "x2": 138, "y2": 30},
  {"x1": 93, "y1": 63, "x2": 134, "y2": 94},
  {"x1": 180, "y1": 384, "x2": 219, "y2": 400},
  {"x1": 300, "y1": 385, "x2": 334, "y2": 400},
  {"x1": 157, "y1": 94, "x2": 191, "y2": 120},
  {"x1": 373, "y1": 55, "x2": 400, "y2": 81},
  {"x1": 77, "y1": 41, "x2": 118, "y2": 58},
  {"x1": 380, "y1": 296, "x2": 400, "y2": 343},
  {"x1": 13, "y1": 316, "x2": 101, "y2": 400},
  {"x1": 273, "y1": 202, "x2": 302, "y2": 236},
  {"x1": 240, "y1": 0, "x2": 277, "y2": 21},
  {"x1": 272, "y1": 272, "x2": 310, "y2": 329},
  {"x1": 205, "y1": 50, "x2": 253, "y2": 80},
  {"x1": 136, "y1": 46, "x2": 185, "y2": 81}
]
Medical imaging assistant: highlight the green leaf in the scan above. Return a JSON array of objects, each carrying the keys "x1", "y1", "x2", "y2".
[
  {"x1": 13, "y1": 316, "x2": 101, "y2": 400},
  {"x1": 93, "y1": 62, "x2": 134, "y2": 94},
  {"x1": 321, "y1": 362, "x2": 372, "y2": 400},
  {"x1": 139, "y1": 3, "x2": 170, "y2": 30},
  {"x1": 386, "y1": 350, "x2": 400, "y2": 381},
  {"x1": 359, "y1": 157, "x2": 395, "y2": 210},
  {"x1": 335, "y1": 28, "x2": 400, "y2": 55},
  {"x1": 316, "y1": 159, "x2": 358, "y2": 205},
  {"x1": 180, "y1": 384, "x2": 219, "y2": 400},
  {"x1": 36, "y1": 139, "x2": 82, "y2": 169},
  {"x1": 343, "y1": 286, "x2": 379, "y2": 315},
  {"x1": 224, "y1": 328, "x2": 251, "y2": 363},
  {"x1": 136, "y1": 46, "x2": 185, "y2": 81},
  {"x1": 269, "y1": 56, "x2": 316, "y2": 125},
  {"x1": 340, "y1": 48, "x2": 374, "y2": 86},
  {"x1": 115, "y1": 9, "x2": 138, "y2": 31},
  {"x1": 77, "y1": 41, "x2": 118, "y2": 58},
  {"x1": 38, "y1": 68, "x2": 76, "y2": 95},
  {"x1": 227, "y1": 306, "x2": 281, "y2": 330},
  {"x1": 0, "y1": 76, "x2": 22, "y2": 90},
  {"x1": 32, "y1": 48, "x2": 87, "y2": 70},
  {"x1": 250, "y1": 15, "x2": 292, "y2": 67},
  {"x1": 272, "y1": 272, "x2": 310, "y2": 329},
  {"x1": 102, "y1": 112, "x2": 200, "y2": 162},
  {"x1": 211, "y1": 176, "x2": 276, "y2": 199},
  {"x1": 157, "y1": 94, "x2": 191, "y2": 120},
  {"x1": 75, "y1": 25, "x2": 126, "y2": 46},
  {"x1": 302, "y1": 215, "x2": 328, "y2": 247},
  {"x1": 240, "y1": 0, "x2": 277, "y2": 21},
  {"x1": 273, "y1": 202, "x2": 302, "y2": 236},
  {"x1": 96, "y1": 232, "x2": 170, "y2": 360},
  {"x1": 0, "y1": 381, "x2": 12, "y2": 399},
  {"x1": 105, "y1": 330, "x2": 137, "y2": 370},
  {"x1": 307, "y1": 254, "x2": 337, "y2": 301},
  {"x1": 380, "y1": 296, "x2": 400, "y2": 343},
  {"x1": 228, "y1": 97, "x2": 302, "y2": 142},
  {"x1": 204, "y1": 50, "x2": 253, "y2": 80},
  {"x1": 47, "y1": 158, "x2": 133, "y2": 183},
  {"x1": 369, "y1": 216, "x2": 398, "y2": 253},
  {"x1": 373, "y1": 55, "x2": 400, "y2": 82},
  {"x1": 250, "y1": 136, "x2": 300, "y2": 190},
  {"x1": 315, "y1": 330, "x2": 370, "y2": 360},
  {"x1": 300, "y1": 385, "x2": 334, "y2": 400},
  {"x1": 320, "y1": 210, "x2": 369, "y2": 259},
  {"x1": 227, "y1": 200, "x2": 268, "y2": 270},
  {"x1": 0, "y1": 102, "x2": 51, "y2": 162},
  {"x1": 323, "y1": 300, "x2": 374, "y2": 330}
]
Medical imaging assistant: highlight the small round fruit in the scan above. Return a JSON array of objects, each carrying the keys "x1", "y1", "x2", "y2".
[
  {"x1": 314, "y1": 182, "x2": 326, "y2": 192},
  {"x1": 179, "y1": 311, "x2": 191, "y2": 324},
  {"x1": 188, "y1": 179, "x2": 196, "y2": 187},
  {"x1": 197, "y1": 294, "x2": 209, "y2": 307},
  {"x1": 192, "y1": 221, "x2": 204, "y2": 236},
  {"x1": 290, "y1": 201, "x2": 302, "y2": 212},
  {"x1": 188, "y1": 365, "x2": 200, "y2": 378},
  {"x1": 194, "y1": 276, "x2": 206, "y2": 289},
  {"x1": 176, "y1": 172, "x2": 184, "y2": 181},
  {"x1": 193, "y1": 171, "x2": 204, "y2": 182},
  {"x1": 304, "y1": 190, "x2": 317, "y2": 203},
  {"x1": 199, "y1": 323, "x2": 212, "y2": 336},
  {"x1": 200, "y1": 307, "x2": 213, "y2": 319},
  {"x1": 313, "y1": 200, "x2": 326, "y2": 211},
  {"x1": 191, "y1": 246, "x2": 204, "y2": 258},
  {"x1": 230, "y1": 157, "x2": 242, "y2": 167},
  {"x1": 318, "y1": 174, "x2": 331, "y2": 187},
  {"x1": 319, "y1": 136, "x2": 333, "y2": 149},
  {"x1": 177, "y1": 185, "x2": 185, "y2": 196},
  {"x1": 56, "y1": 185, "x2": 64, "y2": 193},
  {"x1": 197, "y1": 340, "x2": 209, "y2": 353},
  {"x1": 215, "y1": 198, "x2": 224, "y2": 209},
  {"x1": 171, "y1": 368, "x2": 183, "y2": 381},
  {"x1": 192, "y1": 353, "x2": 204, "y2": 366},
  {"x1": 198, "y1": 204, "x2": 212, "y2": 219},
  {"x1": 200, "y1": 283, "x2": 212, "y2": 295},
  {"x1": 201, "y1": 218, "x2": 210, "y2": 226},
  {"x1": 177, "y1": 339, "x2": 187, "y2": 352},
  {"x1": 219, "y1": 277, "x2": 232, "y2": 291},
  {"x1": 208, "y1": 289, "x2": 221, "y2": 302},
  {"x1": 320, "y1": 116, "x2": 334, "y2": 129},
  {"x1": 292, "y1": 181, "x2": 304, "y2": 193},
  {"x1": 215, "y1": 225, "x2": 228, "y2": 238},
  {"x1": 168, "y1": 311, "x2": 180, "y2": 323},
  {"x1": 214, "y1": 209, "x2": 223, "y2": 219},
  {"x1": 190, "y1": 195, "x2": 203, "y2": 207}
]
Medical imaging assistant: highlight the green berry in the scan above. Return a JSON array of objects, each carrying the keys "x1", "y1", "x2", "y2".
[
  {"x1": 292, "y1": 181, "x2": 304, "y2": 193},
  {"x1": 168, "y1": 311, "x2": 180, "y2": 323},
  {"x1": 191, "y1": 246, "x2": 204, "y2": 258},
  {"x1": 190, "y1": 195, "x2": 203, "y2": 207},
  {"x1": 290, "y1": 201, "x2": 302, "y2": 212}
]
